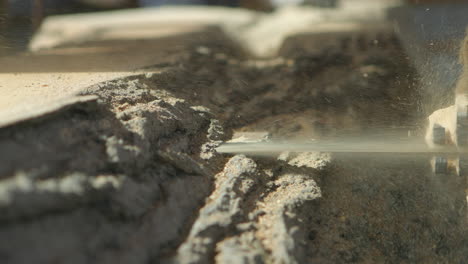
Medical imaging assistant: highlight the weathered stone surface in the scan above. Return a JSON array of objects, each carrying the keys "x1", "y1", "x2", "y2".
[
  {"x1": 0, "y1": 71, "x2": 228, "y2": 263},
  {"x1": 256, "y1": 173, "x2": 322, "y2": 264},
  {"x1": 175, "y1": 154, "x2": 324, "y2": 264},
  {"x1": 176, "y1": 155, "x2": 261, "y2": 264},
  {"x1": 1, "y1": 3, "x2": 468, "y2": 264}
]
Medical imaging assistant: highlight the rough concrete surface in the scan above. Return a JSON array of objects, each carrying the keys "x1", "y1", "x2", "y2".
[{"x1": 1, "y1": 3, "x2": 468, "y2": 264}]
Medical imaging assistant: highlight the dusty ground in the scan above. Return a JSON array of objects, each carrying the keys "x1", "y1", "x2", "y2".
[{"x1": 1, "y1": 5, "x2": 468, "y2": 264}]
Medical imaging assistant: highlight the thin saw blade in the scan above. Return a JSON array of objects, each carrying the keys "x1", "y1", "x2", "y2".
[{"x1": 216, "y1": 139, "x2": 465, "y2": 155}]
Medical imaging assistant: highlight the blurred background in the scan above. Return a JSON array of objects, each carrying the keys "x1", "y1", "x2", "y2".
[
  {"x1": 6, "y1": 0, "x2": 463, "y2": 56},
  {"x1": 0, "y1": 0, "x2": 343, "y2": 55}
]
